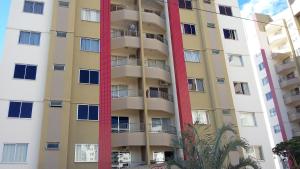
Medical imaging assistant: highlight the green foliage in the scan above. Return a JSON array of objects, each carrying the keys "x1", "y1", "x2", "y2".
[
  {"x1": 272, "y1": 137, "x2": 300, "y2": 169},
  {"x1": 168, "y1": 124, "x2": 260, "y2": 169}
]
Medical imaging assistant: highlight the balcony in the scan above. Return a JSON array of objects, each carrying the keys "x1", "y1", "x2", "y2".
[
  {"x1": 112, "y1": 89, "x2": 144, "y2": 111},
  {"x1": 112, "y1": 123, "x2": 145, "y2": 147},
  {"x1": 147, "y1": 90, "x2": 174, "y2": 114},
  {"x1": 111, "y1": 9, "x2": 166, "y2": 31},
  {"x1": 111, "y1": 123, "x2": 177, "y2": 147},
  {"x1": 145, "y1": 60, "x2": 171, "y2": 83},
  {"x1": 283, "y1": 93, "x2": 300, "y2": 105},
  {"x1": 279, "y1": 76, "x2": 300, "y2": 89},
  {"x1": 111, "y1": 30, "x2": 140, "y2": 50},
  {"x1": 111, "y1": 58, "x2": 142, "y2": 78},
  {"x1": 144, "y1": 36, "x2": 168, "y2": 56},
  {"x1": 268, "y1": 32, "x2": 287, "y2": 48},
  {"x1": 288, "y1": 110, "x2": 300, "y2": 122},
  {"x1": 271, "y1": 52, "x2": 291, "y2": 60},
  {"x1": 275, "y1": 60, "x2": 296, "y2": 74},
  {"x1": 292, "y1": 129, "x2": 300, "y2": 137}
]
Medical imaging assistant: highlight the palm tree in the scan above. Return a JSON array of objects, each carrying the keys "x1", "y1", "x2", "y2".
[{"x1": 168, "y1": 124, "x2": 260, "y2": 169}]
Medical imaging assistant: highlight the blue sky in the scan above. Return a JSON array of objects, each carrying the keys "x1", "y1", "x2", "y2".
[
  {"x1": 0, "y1": 0, "x2": 288, "y2": 61},
  {"x1": 0, "y1": 0, "x2": 10, "y2": 62}
]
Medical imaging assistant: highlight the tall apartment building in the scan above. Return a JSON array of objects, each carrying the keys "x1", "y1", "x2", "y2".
[
  {"x1": 0, "y1": 0, "x2": 277, "y2": 169},
  {"x1": 244, "y1": 2, "x2": 300, "y2": 168}
]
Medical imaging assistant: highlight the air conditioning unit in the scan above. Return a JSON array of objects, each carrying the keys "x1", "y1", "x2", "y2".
[{"x1": 159, "y1": 81, "x2": 169, "y2": 86}]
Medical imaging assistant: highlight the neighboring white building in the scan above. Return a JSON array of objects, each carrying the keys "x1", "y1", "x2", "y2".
[
  {"x1": 215, "y1": 0, "x2": 278, "y2": 168},
  {"x1": 0, "y1": 1, "x2": 53, "y2": 169}
]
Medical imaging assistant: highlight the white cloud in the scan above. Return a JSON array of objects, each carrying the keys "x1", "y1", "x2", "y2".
[{"x1": 240, "y1": 0, "x2": 287, "y2": 18}]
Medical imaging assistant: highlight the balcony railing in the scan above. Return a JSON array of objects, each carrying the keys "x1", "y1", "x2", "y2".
[
  {"x1": 148, "y1": 90, "x2": 173, "y2": 102},
  {"x1": 145, "y1": 34, "x2": 167, "y2": 44},
  {"x1": 112, "y1": 57, "x2": 140, "y2": 67},
  {"x1": 111, "y1": 29, "x2": 139, "y2": 38},
  {"x1": 144, "y1": 60, "x2": 170, "y2": 72},
  {"x1": 111, "y1": 123, "x2": 176, "y2": 135},
  {"x1": 283, "y1": 91, "x2": 300, "y2": 99},
  {"x1": 278, "y1": 76, "x2": 298, "y2": 83},
  {"x1": 112, "y1": 89, "x2": 143, "y2": 98}
]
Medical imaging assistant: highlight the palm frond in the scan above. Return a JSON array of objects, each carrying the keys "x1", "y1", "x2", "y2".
[{"x1": 227, "y1": 157, "x2": 261, "y2": 169}]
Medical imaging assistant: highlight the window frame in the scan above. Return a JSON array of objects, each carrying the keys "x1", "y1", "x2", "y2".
[
  {"x1": 77, "y1": 104, "x2": 99, "y2": 121},
  {"x1": 23, "y1": 0, "x2": 44, "y2": 14},
  {"x1": 223, "y1": 29, "x2": 238, "y2": 40},
  {"x1": 181, "y1": 23, "x2": 196, "y2": 35},
  {"x1": 219, "y1": 5, "x2": 233, "y2": 16},
  {"x1": 240, "y1": 112, "x2": 257, "y2": 127},
  {"x1": 1, "y1": 143, "x2": 29, "y2": 163},
  {"x1": 74, "y1": 144, "x2": 98, "y2": 162},
  {"x1": 192, "y1": 110, "x2": 210, "y2": 125},
  {"x1": 233, "y1": 82, "x2": 250, "y2": 95},
  {"x1": 13, "y1": 64, "x2": 37, "y2": 80},
  {"x1": 18, "y1": 31, "x2": 41, "y2": 46},
  {"x1": 228, "y1": 55, "x2": 244, "y2": 67},
  {"x1": 8, "y1": 101, "x2": 33, "y2": 119},
  {"x1": 179, "y1": 0, "x2": 192, "y2": 10},
  {"x1": 79, "y1": 69, "x2": 100, "y2": 85},
  {"x1": 81, "y1": 8, "x2": 100, "y2": 22},
  {"x1": 188, "y1": 78, "x2": 205, "y2": 92},
  {"x1": 184, "y1": 50, "x2": 201, "y2": 63},
  {"x1": 80, "y1": 37, "x2": 100, "y2": 53}
]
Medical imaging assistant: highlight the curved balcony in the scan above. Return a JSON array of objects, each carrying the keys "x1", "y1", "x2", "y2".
[
  {"x1": 112, "y1": 58, "x2": 142, "y2": 78},
  {"x1": 149, "y1": 124, "x2": 177, "y2": 147},
  {"x1": 145, "y1": 60, "x2": 171, "y2": 83},
  {"x1": 271, "y1": 52, "x2": 291, "y2": 60},
  {"x1": 112, "y1": 89, "x2": 144, "y2": 111},
  {"x1": 144, "y1": 37, "x2": 168, "y2": 57},
  {"x1": 283, "y1": 93, "x2": 300, "y2": 106},
  {"x1": 279, "y1": 76, "x2": 300, "y2": 89},
  {"x1": 111, "y1": 123, "x2": 176, "y2": 147},
  {"x1": 112, "y1": 123, "x2": 145, "y2": 147},
  {"x1": 288, "y1": 110, "x2": 300, "y2": 122},
  {"x1": 275, "y1": 60, "x2": 296, "y2": 74},
  {"x1": 142, "y1": 11, "x2": 166, "y2": 31},
  {"x1": 147, "y1": 90, "x2": 174, "y2": 114},
  {"x1": 268, "y1": 32, "x2": 287, "y2": 48},
  {"x1": 111, "y1": 30, "x2": 140, "y2": 50},
  {"x1": 111, "y1": 9, "x2": 138, "y2": 23}
]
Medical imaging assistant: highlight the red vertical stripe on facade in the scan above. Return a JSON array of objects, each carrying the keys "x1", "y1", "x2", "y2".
[
  {"x1": 99, "y1": 0, "x2": 111, "y2": 168},
  {"x1": 167, "y1": 0, "x2": 193, "y2": 130},
  {"x1": 261, "y1": 49, "x2": 287, "y2": 141}
]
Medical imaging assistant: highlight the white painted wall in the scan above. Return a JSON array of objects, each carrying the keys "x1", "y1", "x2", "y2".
[
  {"x1": 215, "y1": 0, "x2": 278, "y2": 168},
  {"x1": 0, "y1": 0, "x2": 53, "y2": 169}
]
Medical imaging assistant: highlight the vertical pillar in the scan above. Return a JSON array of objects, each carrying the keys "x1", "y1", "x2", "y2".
[
  {"x1": 167, "y1": 0, "x2": 193, "y2": 130},
  {"x1": 99, "y1": 0, "x2": 111, "y2": 168}
]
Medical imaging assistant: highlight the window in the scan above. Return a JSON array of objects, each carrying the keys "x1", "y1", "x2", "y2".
[
  {"x1": 53, "y1": 64, "x2": 65, "y2": 71},
  {"x1": 23, "y1": 1, "x2": 44, "y2": 14},
  {"x1": 111, "y1": 116, "x2": 129, "y2": 133},
  {"x1": 14, "y1": 64, "x2": 37, "y2": 80},
  {"x1": 1, "y1": 143, "x2": 28, "y2": 163},
  {"x1": 273, "y1": 124, "x2": 281, "y2": 133},
  {"x1": 80, "y1": 38, "x2": 100, "y2": 52},
  {"x1": 265, "y1": 92, "x2": 272, "y2": 101},
  {"x1": 234, "y1": 82, "x2": 250, "y2": 95},
  {"x1": 58, "y1": 1, "x2": 69, "y2": 7},
  {"x1": 112, "y1": 85, "x2": 128, "y2": 98},
  {"x1": 81, "y1": 9, "x2": 100, "y2": 22},
  {"x1": 223, "y1": 29, "x2": 238, "y2": 40},
  {"x1": 192, "y1": 110, "x2": 209, "y2": 125},
  {"x1": 228, "y1": 55, "x2": 243, "y2": 66},
  {"x1": 151, "y1": 118, "x2": 172, "y2": 133},
  {"x1": 49, "y1": 100, "x2": 63, "y2": 108},
  {"x1": 56, "y1": 31, "x2": 67, "y2": 37},
  {"x1": 219, "y1": 5, "x2": 232, "y2": 16},
  {"x1": 179, "y1": 0, "x2": 192, "y2": 9},
  {"x1": 19, "y1": 31, "x2": 41, "y2": 46},
  {"x1": 46, "y1": 142, "x2": 60, "y2": 150},
  {"x1": 79, "y1": 69, "x2": 99, "y2": 84},
  {"x1": 262, "y1": 77, "x2": 269, "y2": 86},
  {"x1": 217, "y1": 78, "x2": 225, "y2": 84},
  {"x1": 75, "y1": 144, "x2": 98, "y2": 162},
  {"x1": 240, "y1": 112, "x2": 257, "y2": 127},
  {"x1": 269, "y1": 108, "x2": 276, "y2": 117},
  {"x1": 8, "y1": 101, "x2": 33, "y2": 118},
  {"x1": 188, "y1": 79, "x2": 204, "y2": 92},
  {"x1": 246, "y1": 146, "x2": 264, "y2": 160},
  {"x1": 184, "y1": 50, "x2": 201, "y2": 62},
  {"x1": 153, "y1": 152, "x2": 165, "y2": 163},
  {"x1": 181, "y1": 23, "x2": 196, "y2": 35},
  {"x1": 112, "y1": 152, "x2": 131, "y2": 168},
  {"x1": 258, "y1": 62, "x2": 265, "y2": 71},
  {"x1": 77, "y1": 104, "x2": 99, "y2": 121}
]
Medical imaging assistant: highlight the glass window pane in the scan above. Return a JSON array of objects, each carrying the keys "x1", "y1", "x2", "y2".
[
  {"x1": 196, "y1": 79, "x2": 204, "y2": 92},
  {"x1": 80, "y1": 70, "x2": 90, "y2": 83},
  {"x1": 25, "y1": 65, "x2": 37, "y2": 80},
  {"x1": 23, "y1": 1, "x2": 34, "y2": 13},
  {"x1": 88, "y1": 105, "x2": 98, "y2": 120},
  {"x1": 33, "y1": 2, "x2": 44, "y2": 14},
  {"x1": 15, "y1": 144, "x2": 28, "y2": 162},
  {"x1": 2, "y1": 144, "x2": 15, "y2": 162},
  {"x1": 20, "y1": 102, "x2": 33, "y2": 118},
  {"x1": 19, "y1": 31, "x2": 30, "y2": 44},
  {"x1": 78, "y1": 105, "x2": 88, "y2": 120},
  {"x1": 81, "y1": 38, "x2": 89, "y2": 51},
  {"x1": 8, "y1": 102, "x2": 21, "y2": 117},
  {"x1": 14, "y1": 64, "x2": 26, "y2": 79},
  {"x1": 29, "y1": 32, "x2": 41, "y2": 46},
  {"x1": 90, "y1": 40, "x2": 99, "y2": 52},
  {"x1": 89, "y1": 71, "x2": 99, "y2": 84}
]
